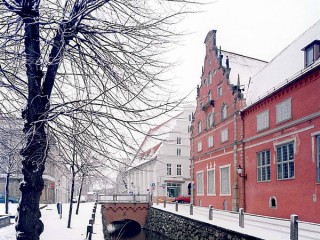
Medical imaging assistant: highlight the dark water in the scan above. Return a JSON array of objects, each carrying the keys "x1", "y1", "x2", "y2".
[
  {"x1": 108, "y1": 229, "x2": 169, "y2": 240},
  {"x1": 120, "y1": 229, "x2": 169, "y2": 240}
]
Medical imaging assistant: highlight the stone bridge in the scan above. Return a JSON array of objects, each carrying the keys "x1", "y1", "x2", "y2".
[{"x1": 99, "y1": 194, "x2": 150, "y2": 227}]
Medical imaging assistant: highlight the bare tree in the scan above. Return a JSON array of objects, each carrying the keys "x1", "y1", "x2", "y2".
[
  {"x1": 0, "y1": 1, "x2": 195, "y2": 239},
  {"x1": 0, "y1": 116, "x2": 23, "y2": 214}
]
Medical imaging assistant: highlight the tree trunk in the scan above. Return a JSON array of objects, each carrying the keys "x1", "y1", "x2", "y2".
[
  {"x1": 76, "y1": 176, "x2": 85, "y2": 215},
  {"x1": 15, "y1": 10, "x2": 48, "y2": 240},
  {"x1": 5, "y1": 172, "x2": 10, "y2": 214},
  {"x1": 67, "y1": 173, "x2": 76, "y2": 228}
]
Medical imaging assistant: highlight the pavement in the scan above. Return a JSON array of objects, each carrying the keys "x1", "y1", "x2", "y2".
[
  {"x1": 152, "y1": 202, "x2": 320, "y2": 240},
  {"x1": 0, "y1": 202, "x2": 104, "y2": 240}
]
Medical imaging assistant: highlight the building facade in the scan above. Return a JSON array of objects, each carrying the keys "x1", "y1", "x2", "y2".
[
  {"x1": 242, "y1": 20, "x2": 320, "y2": 223},
  {"x1": 126, "y1": 104, "x2": 194, "y2": 199},
  {"x1": 191, "y1": 30, "x2": 266, "y2": 211}
]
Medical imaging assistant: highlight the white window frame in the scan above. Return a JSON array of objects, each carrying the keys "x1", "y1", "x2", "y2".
[
  {"x1": 198, "y1": 121, "x2": 202, "y2": 134},
  {"x1": 306, "y1": 46, "x2": 314, "y2": 67},
  {"x1": 208, "y1": 90, "x2": 212, "y2": 102},
  {"x1": 177, "y1": 137, "x2": 181, "y2": 144},
  {"x1": 257, "y1": 150, "x2": 271, "y2": 182},
  {"x1": 177, "y1": 164, "x2": 182, "y2": 176},
  {"x1": 276, "y1": 141, "x2": 295, "y2": 180},
  {"x1": 220, "y1": 128, "x2": 228, "y2": 143},
  {"x1": 221, "y1": 104, "x2": 227, "y2": 120},
  {"x1": 208, "y1": 135, "x2": 214, "y2": 148},
  {"x1": 196, "y1": 171, "x2": 204, "y2": 196},
  {"x1": 218, "y1": 86, "x2": 222, "y2": 97},
  {"x1": 207, "y1": 113, "x2": 214, "y2": 128},
  {"x1": 207, "y1": 168, "x2": 215, "y2": 196},
  {"x1": 257, "y1": 110, "x2": 269, "y2": 131},
  {"x1": 176, "y1": 148, "x2": 181, "y2": 156},
  {"x1": 208, "y1": 71, "x2": 212, "y2": 85},
  {"x1": 220, "y1": 165, "x2": 231, "y2": 196},
  {"x1": 197, "y1": 141, "x2": 202, "y2": 152},
  {"x1": 276, "y1": 98, "x2": 292, "y2": 124},
  {"x1": 167, "y1": 163, "x2": 172, "y2": 176}
]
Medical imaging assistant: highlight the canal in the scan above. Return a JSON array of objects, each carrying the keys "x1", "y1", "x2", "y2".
[{"x1": 112, "y1": 229, "x2": 170, "y2": 240}]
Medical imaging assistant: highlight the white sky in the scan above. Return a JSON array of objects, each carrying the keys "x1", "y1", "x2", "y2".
[{"x1": 169, "y1": 0, "x2": 320, "y2": 99}]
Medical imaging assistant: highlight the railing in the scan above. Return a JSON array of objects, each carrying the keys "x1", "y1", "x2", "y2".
[{"x1": 98, "y1": 194, "x2": 151, "y2": 203}]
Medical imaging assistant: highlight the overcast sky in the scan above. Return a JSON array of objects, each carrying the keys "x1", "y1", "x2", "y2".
[{"x1": 168, "y1": 0, "x2": 320, "y2": 100}]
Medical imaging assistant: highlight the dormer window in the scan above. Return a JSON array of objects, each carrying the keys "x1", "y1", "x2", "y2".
[{"x1": 302, "y1": 40, "x2": 320, "y2": 67}]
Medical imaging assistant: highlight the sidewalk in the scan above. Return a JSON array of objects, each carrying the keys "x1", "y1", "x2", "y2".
[
  {"x1": 152, "y1": 203, "x2": 320, "y2": 240},
  {"x1": 0, "y1": 202, "x2": 104, "y2": 240}
]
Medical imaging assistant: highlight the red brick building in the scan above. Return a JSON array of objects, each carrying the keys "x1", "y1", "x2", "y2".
[
  {"x1": 190, "y1": 30, "x2": 266, "y2": 211},
  {"x1": 242, "y1": 20, "x2": 320, "y2": 223}
]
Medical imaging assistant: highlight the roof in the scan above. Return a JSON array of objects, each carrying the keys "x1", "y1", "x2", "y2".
[
  {"x1": 222, "y1": 50, "x2": 267, "y2": 95},
  {"x1": 246, "y1": 19, "x2": 320, "y2": 106}
]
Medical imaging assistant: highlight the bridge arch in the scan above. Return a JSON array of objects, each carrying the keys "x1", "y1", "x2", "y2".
[{"x1": 101, "y1": 202, "x2": 149, "y2": 227}]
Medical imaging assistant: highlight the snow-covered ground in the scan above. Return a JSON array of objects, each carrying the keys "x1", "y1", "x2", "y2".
[
  {"x1": 152, "y1": 203, "x2": 320, "y2": 240},
  {"x1": 2, "y1": 202, "x2": 320, "y2": 240},
  {"x1": 0, "y1": 202, "x2": 104, "y2": 240}
]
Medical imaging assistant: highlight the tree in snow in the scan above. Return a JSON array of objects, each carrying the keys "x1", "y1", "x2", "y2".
[{"x1": 0, "y1": 0, "x2": 195, "y2": 239}]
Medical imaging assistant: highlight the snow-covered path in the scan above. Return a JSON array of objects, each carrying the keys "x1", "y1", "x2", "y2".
[
  {"x1": 0, "y1": 202, "x2": 104, "y2": 240},
  {"x1": 152, "y1": 203, "x2": 320, "y2": 240}
]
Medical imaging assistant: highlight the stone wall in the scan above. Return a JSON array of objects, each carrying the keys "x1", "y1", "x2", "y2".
[{"x1": 144, "y1": 208, "x2": 262, "y2": 240}]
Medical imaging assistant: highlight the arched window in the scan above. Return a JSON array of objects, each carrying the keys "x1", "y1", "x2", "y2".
[
  {"x1": 221, "y1": 104, "x2": 227, "y2": 120},
  {"x1": 269, "y1": 197, "x2": 277, "y2": 208},
  {"x1": 207, "y1": 113, "x2": 214, "y2": 128},
  {"x1": 208, "y1": 71, "x2": 212, "y2": 85},
  {"x1": 207, "y1": 91, "x2": 212, "y2": 102},
  {"x1": 198, "y1": 121, "x2": 202, "y2": 134}
]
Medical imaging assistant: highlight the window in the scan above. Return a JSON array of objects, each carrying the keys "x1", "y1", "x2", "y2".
[
  {"x1": 177, "y1": 148, "x2": 181, "y2": 156},
  {"x1": 177, "y1": 137, "x2": 181, "y2": 144},
  {"x1": 196, "y1": 171, "x2": 204, "y2": 195},
  {"x1": 207, "y1": 91, "x2": 212, "y2": 102},
  {"x1": 177, "y1": 164, "x2": 182, "y2": 175},
  {"x1": 218, "y1": 86, "x2": 222, "y2": 97},
  {"x1": 221, "y1": 128, "x2": 228, "y2": 142},
  {"x1": 208, "y1": 72, "x2": 212, "y2": 85},
  {"x1": 306, "y1": 46, "x2": 314, "y2": 67},
  {"x1": 269, "y1": 197, "x2": 277, "y2": 208},
  {"x1": 198, "y1": 121, "x2": 202, "y2": 134},
  {"x1": 257, "y1": 110, "x2": 269, "y2": 131},
  {"x1": 220, "y1": 165, "x2": 230, "y2": 195},
  {"x1": 317, "y1": 136, "x2": 320, "y2": 183},
  {"x1": 207, "y1": 169, "x2": 215, "y2": 195},
  {"x1": 189, "y1": 114, "x2": 192, "y2": 121},
  {"x1": 257, "y1": 150, "x2": 271, "y2": 182},
  {"x1": 207, "y1": 113, "x2": 214, "y2": 128},
  {"x1": 277, "y1": 142, "x2": 295, "y2": 180},
  {"x1": 167, "y1": 164, "x2": 172, "y2": 175},
  {"x1": 221, "y1": 104, "x2": 227, "y2": 120},
  {"x1": 276, "y1": 98, "x2": 291, "y2": 123},
  {"x1": 167, "y1": 183, "x2": 181, "y2": 198},
  {"x1": 197, "y1": 141, "x2": 202, "y2": 152},
  {"x1": 208, "y1": 136, "x2": 214, "y2": 148}
]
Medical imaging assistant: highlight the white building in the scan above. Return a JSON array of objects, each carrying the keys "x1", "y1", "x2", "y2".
[{"x1": 126, "y1": 104, "x2": 194, "y2": 199}]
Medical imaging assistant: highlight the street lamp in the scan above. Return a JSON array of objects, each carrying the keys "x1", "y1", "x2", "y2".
[{"x1": 237, "y1": 165, "x2": 247, "y2": 180}]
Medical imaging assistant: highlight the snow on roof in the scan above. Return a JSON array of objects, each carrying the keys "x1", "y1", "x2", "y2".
[
  {"x1": 222, "y1": 50, "x2": 267, "y2": 95},
  {"x1": 246, "y1": 19, "x2": 320, "y2": 106}
]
